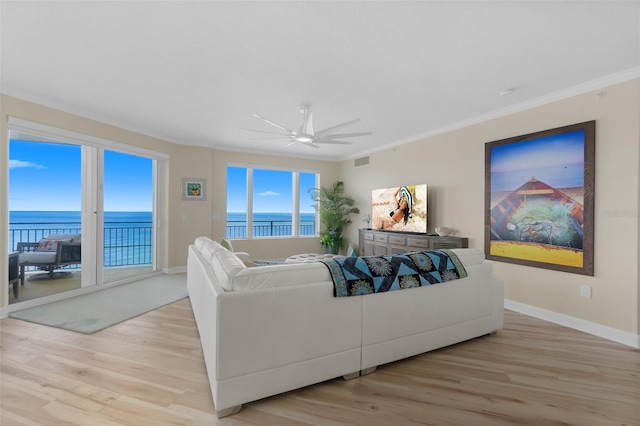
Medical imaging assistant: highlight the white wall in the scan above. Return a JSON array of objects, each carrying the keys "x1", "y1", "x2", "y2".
[{"x1": 339, "y1": 79, "x2": 640, "y2": 340}]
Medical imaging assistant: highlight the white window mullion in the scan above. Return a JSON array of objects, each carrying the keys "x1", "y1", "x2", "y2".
[
  {"x1": 292, "y1": 171, "x2": 300, "y2": 237},
  {"x1": 153, "y1": 159, "x2": 163, "y2": 271},
  {"x1": 246, "y1": 168, "x2": 253, "y2": 238}
]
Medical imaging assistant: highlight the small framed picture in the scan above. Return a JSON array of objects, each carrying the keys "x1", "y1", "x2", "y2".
[{"x1": 182, "y1": 178, "x2": 207, "y2": 201}]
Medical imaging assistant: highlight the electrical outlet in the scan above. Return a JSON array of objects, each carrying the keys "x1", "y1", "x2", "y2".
[{"x1": 580, "y1": 285, "x2": 592, "y2": 298}]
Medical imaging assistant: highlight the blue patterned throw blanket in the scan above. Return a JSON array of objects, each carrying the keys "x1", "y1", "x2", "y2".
[{"x1": 320, "y1": 250, "x2": 467, "y2": 297}]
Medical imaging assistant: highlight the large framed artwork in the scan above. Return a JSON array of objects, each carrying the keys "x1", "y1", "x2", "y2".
[{"x1": 485, "y1": 121, "x2": 595, "y2": 276}]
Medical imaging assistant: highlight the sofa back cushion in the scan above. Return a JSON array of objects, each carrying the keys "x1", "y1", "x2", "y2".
[
  {"x1": 35, "y1": 238, "x2": 72, "y2": 252},
  {"x1": 231, "y1": 262, "x2": 331, "y2": 292},
  {"x1": 201, "y1": 240, "x2": 227, "y2": 263},
  {"x1": 194, "y1": 236, "x2": 212, "y2": 251},
  {"x1": 211, "y1": 248, "x2": 247, "y2": 291},
  {"x1": 48, "y1": 233, "x2": 81, "y2": 243},
  {"x1": 451, "y1": 248, "x2": 485, "y2": 266}
]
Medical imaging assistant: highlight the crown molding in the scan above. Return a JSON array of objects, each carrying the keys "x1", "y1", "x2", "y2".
[{"x1": 343, "y1": 67, "x2": 640, "y2": 162}]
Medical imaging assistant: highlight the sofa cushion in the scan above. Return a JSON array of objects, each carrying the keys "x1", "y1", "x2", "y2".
[
  {"x1": 200, "y1": 243, "x2": 216, "y2": 264},
  {"x1": 195, "y1": 236, "x2": 212, "y2": 251},
  {"x1": 19, "y1": 251, "x2": 58, "y2": 263},
  {"x1": 451, "y1": 248, "x2": 485, "y2": 266},
  {"x1": 201, "y1": 240, "x2": 226, "y2": 263},
  {"x1": 211, "y1": 249, "x2": 247, "y2": 291},
  {"x1": 48, "y1": 233, "x2": 81, "y2": 243},
  {"x1": 231, "y1": 262, "x2": 331, "y2": 292}
]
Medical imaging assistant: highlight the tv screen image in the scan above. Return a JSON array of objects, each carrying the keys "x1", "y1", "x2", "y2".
[{"x1": 371, "y1": 184, "x2": 427, "y2": 233}]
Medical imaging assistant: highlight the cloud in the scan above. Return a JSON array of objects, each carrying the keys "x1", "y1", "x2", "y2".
[
  {"x1": 257, "y1": 191, "x2": 279, "y2": 197},
  {"x1": 9, "y1": 159, "x2": 45, "y2": 170}
]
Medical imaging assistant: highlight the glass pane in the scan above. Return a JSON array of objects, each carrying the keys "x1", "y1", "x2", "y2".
[
  {"x1": 103, "y1": 150, "x2": 154, "y2": 283},
  {"x1": 253, "y1": 169, "x2": 292, "y2": 237},
  {"x1": 299, "y1": 172, "x2": 317, "y2": 236},
  {"x1": 8, "y1": 137, "x2": 82, "y2": 303},
  {"x1": 226, "y1": 166, "x2": 247, "y2": 238}
]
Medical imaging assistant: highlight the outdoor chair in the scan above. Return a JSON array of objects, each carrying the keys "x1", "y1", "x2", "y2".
[
  {"x1": 8, "y1": 252, "x2": 19, "y2": 297},
  {"x1": 17, "y1": 233, "x2": 82, "y2": 286}
]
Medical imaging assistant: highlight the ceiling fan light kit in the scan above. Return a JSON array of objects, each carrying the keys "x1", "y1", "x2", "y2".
[{"x1": 248, "y1": 105, "x2": 372, "y2": 148}]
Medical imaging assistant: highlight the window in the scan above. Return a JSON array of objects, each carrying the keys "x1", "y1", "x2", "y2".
[{"x1": 226, "y1": 166, "x2": 317, "y2": 238}]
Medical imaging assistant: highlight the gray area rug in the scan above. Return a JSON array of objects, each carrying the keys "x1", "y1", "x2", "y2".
[{"x1": 9, "y1": 274, "x2": 188, "y2": 334}]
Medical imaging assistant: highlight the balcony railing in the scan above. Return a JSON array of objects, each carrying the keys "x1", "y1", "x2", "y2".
[
  {"x1": 226, "y1": 220, "x2": 316, "y2": 239},
  {"x1": 9, "y1": 222, "x2": 152, "y2": 269},
  {"x1": 10, "y1": 219, "x2": 314, "y2": 270}
]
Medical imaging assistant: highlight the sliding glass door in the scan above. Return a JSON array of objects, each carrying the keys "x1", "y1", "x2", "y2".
[
  {"x1": 102, "y1": 150, "x2": 155, "y2": 283},
  {"x1": 6, "y1": 119, "x2": 165, "y2": 307},
  {"x1": 8, "y1": 136, "x2": 84, "y2": 303}
]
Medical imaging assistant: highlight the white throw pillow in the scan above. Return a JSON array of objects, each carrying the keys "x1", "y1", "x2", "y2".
[{"x1": 35, "y1": 238, "x2": 72, "y2": 252}]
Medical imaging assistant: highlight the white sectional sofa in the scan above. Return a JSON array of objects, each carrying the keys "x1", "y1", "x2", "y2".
[{"x1": 187, "y1": 237, "x2": 504, "y2": 418}]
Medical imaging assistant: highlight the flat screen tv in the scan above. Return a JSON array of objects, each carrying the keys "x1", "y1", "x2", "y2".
[{"x1": 371, "y1": 184, "x2": 428, "y2": 233}]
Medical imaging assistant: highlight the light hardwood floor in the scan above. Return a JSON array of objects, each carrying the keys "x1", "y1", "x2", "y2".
[{"x1": 1, "y1": 301, "x2": 638, "y2": 425}]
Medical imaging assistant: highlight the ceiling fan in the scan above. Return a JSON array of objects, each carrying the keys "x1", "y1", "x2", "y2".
[{"x1": 248, "y1": 105, "x2": 372, "y2": 148}]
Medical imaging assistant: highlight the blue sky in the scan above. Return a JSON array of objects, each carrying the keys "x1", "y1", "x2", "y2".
[
  {"x1": 9, "y1": 139, "x2": 153, "y2": 211},
  {"x1": 227, "y1": 167, "x2": 316, "y2": 213},
  {"x1": 490, "y1": 130, "x2": 585, "y2": 192}
]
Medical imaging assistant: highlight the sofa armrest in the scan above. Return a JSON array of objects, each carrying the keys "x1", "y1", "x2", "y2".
[
  {"x1": 58, "y1": 242, "x2": 81, "y2": 264},
  {"x1": 233, "y1": 252, "x2": 250, "y2": 262}
]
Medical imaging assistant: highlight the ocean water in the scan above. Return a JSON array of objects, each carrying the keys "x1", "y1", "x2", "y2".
[{"x1": 9, "y1": 211, "x2": 152, "y2": 227}]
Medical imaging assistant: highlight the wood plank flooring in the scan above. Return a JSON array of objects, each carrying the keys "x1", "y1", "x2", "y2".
[{"x1": 1, "y1": 300, "x2": 638, "y2": 425}]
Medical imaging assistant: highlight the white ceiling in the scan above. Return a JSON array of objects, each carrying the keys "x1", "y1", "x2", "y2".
[{"x1": 2, "y1": 1, "x2": 639, "y2": 161}]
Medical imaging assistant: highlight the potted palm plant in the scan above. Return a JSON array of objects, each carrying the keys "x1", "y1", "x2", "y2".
[{"x1": 310, "y1": 181, "x2": 360, "y2": 254}]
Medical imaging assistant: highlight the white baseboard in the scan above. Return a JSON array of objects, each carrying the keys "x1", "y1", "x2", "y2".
[
  {"x1": 505, "y1": 299, "x2": 639, "y2": 349},
  {"x1": 165, "y1": 265, "x2": 186, "y2": 275}
]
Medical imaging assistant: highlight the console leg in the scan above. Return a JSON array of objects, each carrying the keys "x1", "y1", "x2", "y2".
[
  {"x1": 216, "y1": 404, "x2": 242, "y2": 418},
  {"x1": 342, "y1": 371, "x2": 360, "y2": 380},
  {"x1": 360, "y1": 366, "x2": 377, "y2": 376}
]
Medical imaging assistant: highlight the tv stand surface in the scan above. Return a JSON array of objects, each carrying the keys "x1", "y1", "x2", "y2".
[{"x1": 358, "y1": 229, "x2": 468, "y2": 256}]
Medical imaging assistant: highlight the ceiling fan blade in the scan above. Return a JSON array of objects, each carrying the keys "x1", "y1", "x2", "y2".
[
  {"x1": 253, "y1": 114, "x2": 295, "y2": 134},
  {"x1": 323, "y1": 131, "x2": 372, "y2": 139},
  {"x1": 315, "y1": 118, "x2": 361, "y2": 138},
  {"x1": 242, "y1": 128, "x2": 293, "y2": 137},
  {"x1": 252, "y1": 136, "x2": 293, "y2": 140},
  {"x1": 302, "y1": 141, "x2": 320, "y2": 148},
  {"x1": 312, "y1": 138, "x2": 353, "y2": 145},
  {"x1": 300, "y1": 106, "x2": 314, "y2": 135}
]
